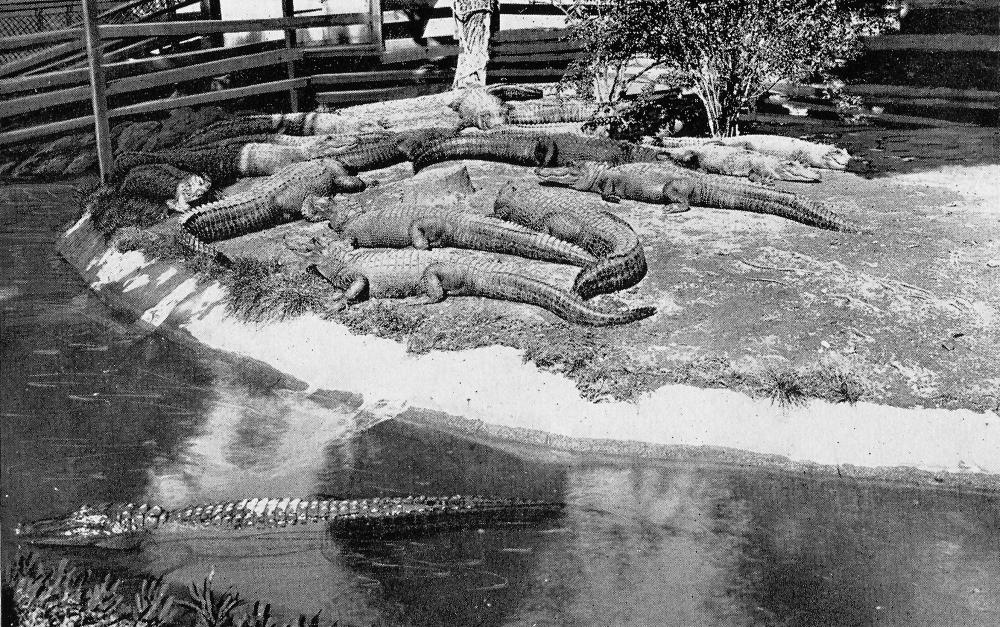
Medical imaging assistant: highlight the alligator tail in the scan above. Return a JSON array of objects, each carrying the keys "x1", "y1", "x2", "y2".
[
  {"x1": 412, "y1": 135, "x2": 557, "y2": 172},
  {"x1": 465, "y1": 266, "x2": 655, "y2": 326},
  {"x1": 572, "y1": 249, "x2": 648, "y2": 299},
  {"x1": 692, "y1": 180, "x2": 854, "y2": 231},
  {"x1": 461, "y1": 217, "x2": 596, "y2": 267}
]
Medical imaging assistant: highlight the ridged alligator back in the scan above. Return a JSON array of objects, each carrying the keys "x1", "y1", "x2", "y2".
[
  {"x1": 336, "y1": 128, "x2": 454, "y2": 173},
  {"x1": 116, "y1": 144, "x2": 243, "y2": 185},
  {"x1": 494, "y1": 183, "x2": 647, "y2": 298},
  {"x1": 412, "y1": 134, "x2": 558, "y2": 172},
  {"x1": 485, "y1": 130, "x2": 661, "y2": 166},
  {"x1": 182, "y1": 118, "x2": 282, "y2": 148},
  {"x1": 14, "y1": 496, "x2": 564, "y2": 546},
  {"x1": 505, "y1": 100, "x2": 604, "y2": 125},
  {"x1": 266, "y1": 112, "x2": 384, "y2": 136},
  {"x1": 117, "y1": 164, "x2": 207, "y2": 203},
  {"x1": 341, "y1": 205, "x2": 597, "y2": 267}
]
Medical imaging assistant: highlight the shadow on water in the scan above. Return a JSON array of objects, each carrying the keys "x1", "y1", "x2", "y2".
[{"x1": 3, "y1": 184, "x2": 1000, "y2": 625}]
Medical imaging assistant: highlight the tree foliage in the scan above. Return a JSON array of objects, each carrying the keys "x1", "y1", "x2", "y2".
[{"x1": 557, "y1": 0, "x2": 890, "y2": 136}]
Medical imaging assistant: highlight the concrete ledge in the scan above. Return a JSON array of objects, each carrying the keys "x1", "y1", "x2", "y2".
[{"x1": 56, "y1": 210, "x2": 1000, "y2": 489}]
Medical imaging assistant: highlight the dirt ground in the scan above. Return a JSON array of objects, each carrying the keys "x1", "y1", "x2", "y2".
[{"x1": 133, "y1": 95, "x2": 1000, "y2": 413}]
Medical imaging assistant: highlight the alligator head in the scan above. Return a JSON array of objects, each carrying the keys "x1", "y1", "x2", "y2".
[
  {"x1": 775, "y1": 160, "x2": 822, "y2": 183},
  {"x1": 819, "y1": 147, "x2": 851, "y2": 170},
  {"x1": 14, "y1": 505, "x2": 142, "y2": 548}
]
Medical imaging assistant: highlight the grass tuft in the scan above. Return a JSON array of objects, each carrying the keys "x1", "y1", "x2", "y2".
[{"x1": 766, "y1": 369, "x2": 808, "y2": 407}]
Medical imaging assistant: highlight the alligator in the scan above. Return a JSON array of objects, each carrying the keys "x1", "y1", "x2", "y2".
[
  {"x1": 661, "y1": 144, "x2": 822, "y2": 183},
  {"x1": 505, "y1": 99, "x2": 612, "y2": 125},
  {"x1": 411, "y1": 133, "x2": 557, "y2": 172},
  {"x1": 335, "y1": 127, "x2": 457, "y2": 173},
  {"x1": 308, "y1": 248, "x2": 655, "y2": 326},
  {"x1": 537, "y1": 161, "x2": 854, "y2": 231},
  {"x1": 485, "y1": 84, "x2": 544, "y2": 101},
  {"x1": 412, "y1": 130, "x2": 662, "y2": 171},
  {"x1": 116, "y1": 142, "x2": 318, "y2": 186},
  {"x1": 178, "y1": 159, "x2": 366, "y2": 256},
  {"x1": 116, "y1": 164, "x2": 212, "y2": 213},
  {"x1": 14, "y1": 495, "x2": 564, "y2": 549},
  {"x1": 336, "y1": 205, "x2": 598, "y2": 267},
  {"x1": 656, "y1": 135, "x2": 851, "y2": 170},
  {"x1": 182, "y1": 113, "x2": 383, "y2": 148},
  {"x1": 493, "y1": 182, "x2": 647, "y2": 299}
]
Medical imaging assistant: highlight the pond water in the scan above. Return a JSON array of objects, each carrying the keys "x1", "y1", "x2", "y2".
[{"x1": 2, "y1": 185, "x2": 1000, "y2": 626}]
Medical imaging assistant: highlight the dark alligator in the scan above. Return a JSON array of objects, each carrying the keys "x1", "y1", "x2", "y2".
[
  {"x1": 335, "y1": 127, "x2": 456, "y2": 173},
  {"x1": 486, "y1": 84, "x2": 544, "y2": 101},
  {"x1": 117, "y1": 164, "x2": 211, "y2": 213},
  {"x1": 493, "y1": 182, "x2": 647, "y2": 299},
  {"x1": 413, "y1": 130, "x2": 661, "y2": 172},
  {"x1": 179, "y1": 159, "x2": 365, "y2": 256},
  {"x1": 308, "y1": 249, "x2": 655, "y2": 326},
  {"x1": 182, "y1": 113, "x2": 383, "y2": 148},
  {"x1": 411, "y1": 133, "x2": 557, "y2": 172},
  {"x1": 336, "y1": 205, "x2": 598, "y2": 267},
  {"x1": 116, "y1": 141, "x2": 316, "y2": 186},
  {"x1": 537, "y1": 161, "x2": 854, "y2": 231},
  {"x1": 15, "y1": 495, "x2": 564, "y2": 549}
]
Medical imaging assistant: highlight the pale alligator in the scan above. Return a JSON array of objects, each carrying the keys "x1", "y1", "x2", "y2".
[
  {"x1": 15, "y1": 495, "x2": 563, "y2": 549},
  {"x1": 336, "y1": 205, "x2": 598, "y2": 267},
  {"x1": 308, "y1": 248, "x2": 655, "y2": 326},
  {"x1": 335, "y1": 127, "x2": 456, "y2": 173},
  {"x1": 656, "y1": 135, "x2": 850, "y2": 170},
  {"x1": 116, "y1": 142, "x2": 318, "y2": 186},
  {"x1": 537, "y1": 161, "x2": 854, "y2": 231},
  {"x1": 183, "y1": 113, "x2": 383, "y2": 148},
  {"x1": 413, "y1": 130, "x2": 661, "y2": 171},
  {"x1": 493, "y1": 182, "x2": 647, "y2": 299},
  {"x1": 661, "y1": 144, "x2": 822, "y2": 183},
  {"x1": 411, "y1": 133, "x2": 557, "y2": 172},
  {"x1": 116, "y1": 164, "x2": 211, "y2": 213},
  {"x1": 179, "y1": 159, "x2": 366, "y2": 256},
  {"x1": 506, "y1": 99, "x2": 613, "y2": 125}
]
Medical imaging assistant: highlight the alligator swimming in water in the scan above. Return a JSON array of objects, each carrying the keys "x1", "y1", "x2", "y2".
[
  {"x1": 656, "y1": 135, "x2": 851, "y2": 170},
  {"x1": 308, "y1": 248, "x2": 655, "y2": 326},
  {"x1": 178, "y1": 159, "x2": 366, "y2": 256},
  {"x1": 537, "y1": 161, "x2": 854, "y2": 231},
  {"x1": 336, "y1": 204, "x2": 598, "y2": 267},
  {"x1": 15, "y1": 496, "x2": 563, "y2": 549},
  {"x1": 493, "y1": 182, "x2": 647, "y2": 299}
]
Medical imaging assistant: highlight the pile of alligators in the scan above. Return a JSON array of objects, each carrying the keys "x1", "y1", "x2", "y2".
[{"x1": 102, "y1": 85, "x2": 857, "y2": 327}]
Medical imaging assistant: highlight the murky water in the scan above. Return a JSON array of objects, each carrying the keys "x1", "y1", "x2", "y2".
[{"x1": 2, "y1": 187, "x2": 1000, "y2": 626}]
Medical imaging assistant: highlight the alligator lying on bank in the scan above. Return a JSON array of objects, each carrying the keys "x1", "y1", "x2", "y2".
[
  {"x1": 179, "y1": 159, "x2": 366, "y2": 256},
  {"x1": 660, "y1": 144, "x2": 822, "y2": 183},
  {"x1": 336, "y1": 205, "x2": 598, "y2": 267},
  {"x1": 493, "y1": 183, "x2": 648, "y2": 299},
  {"x1": 182, "y1": 113, "x2": 384, "y2": 148},
  {"x1": 656, "y1": 135, "x2": 851, "y2": 170},
  {"x1": 450, "y1": 86, "x2": 613, "y2": 130},
  {"x1": 308, "y1": 249, "x2": 655, "y2": 326},
  {"x1": 537, "y1": 161, "x2": 854, "y2": 231},
  {"x1": 335, "y1": 127, "x2": 457, "y2": 173},
  {"x1": 412, "y1": 133, "x2": 558, "y2": 172},
  {"x1": 116, "y1": 142, "x2": 319, "y2": 186},
  {"x1": 412, "y1": 131, "x2": 661, "y2": 171},
  {"x1": 15, "y1": 496, "x2": 564, "y2": 549},
  {"x1": 117, "y1": 164, "x2": 212, "y2": 213}
]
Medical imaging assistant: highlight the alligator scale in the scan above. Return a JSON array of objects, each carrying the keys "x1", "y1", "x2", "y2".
[{"x1": 15, "y1": 496, "x2": 564, "y2": 549}]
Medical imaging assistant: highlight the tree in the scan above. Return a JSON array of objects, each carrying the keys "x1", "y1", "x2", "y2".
[{"x1": 557, "y1": 0, "x2": 889, "y2": 137}]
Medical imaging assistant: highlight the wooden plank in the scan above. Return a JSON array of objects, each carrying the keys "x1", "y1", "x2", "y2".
[
  {"x1": 369, "y1": 0, "x2": 384, "y2": 54},
  {"x1": 491, "y1": 67, "x2": 567, "y2": 80},
  {"x1": 0, "y1": 41, "x2": 81, "y2": 77},
  {"x1": 281, "y1": 0, "x2": 300, "y2": 112},
  {"x1": 315, "y1": 83, "x2": 448, "y2": 105},
  {"x1": 82, "y1": 0, "x2": 113, "y2": 183},
  {"x1": 0, "y1": 28, "x2": 80, "y2": 53},
  {"x1": 311, "y1": 67, "x2": 448, "y2": 86},
  {"x1": 0, "y1": 77, "x2": 309, "y2": 147},
  {"x1": 864, "y1": 34, "x2": 1000, "y2": 52},
  {"x1": 97, "y1": 14, "x2": 369, "y2": 37},
  {"x1": 492, "y1": 50, "x2": 579, "y2": 64},
  {"x1": 378, "y1": 45, "x2": 459, "y2": 65},
  {"x1": 0, "y1": 49, "x2": 301, "y2": 119},
  {"x1": 494, "y1": 39, "x2": 580, "y2": 55},
  {"x1": 493, "y1": 28, "x2": 568, "y2": 43}
]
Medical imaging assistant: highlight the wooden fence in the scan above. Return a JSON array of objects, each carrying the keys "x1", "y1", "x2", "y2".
[{"x1": 0, "y1": 0, "x2": 996, "y2": 164}]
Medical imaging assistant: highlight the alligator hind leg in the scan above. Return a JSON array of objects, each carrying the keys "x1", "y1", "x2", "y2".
[{"x1": 333, "y1": 175, "x2": 366, "y2": 194}]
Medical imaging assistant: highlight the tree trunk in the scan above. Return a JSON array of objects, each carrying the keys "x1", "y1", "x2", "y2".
[{"x1": 453, "y1": 1, "x2": 496, "y2": 89}]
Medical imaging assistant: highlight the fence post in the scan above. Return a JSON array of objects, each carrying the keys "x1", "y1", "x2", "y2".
[
  {"x1": 281, "y1": 0, "x2": 300, "y2": 112},
  {"x1": 199, "y1": 0, "x2": 223, "y2": 49},
  {"x1": 81, "y1": 0, "x2": 113, "y2": 183},
  {"x1": 369, "y1": 0, "x2": 384, "y2": 54}
]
